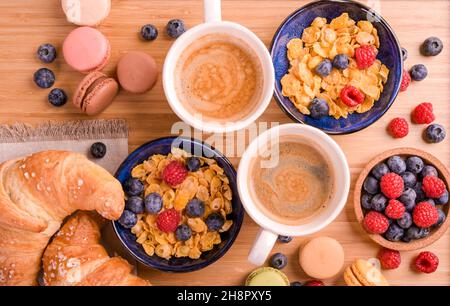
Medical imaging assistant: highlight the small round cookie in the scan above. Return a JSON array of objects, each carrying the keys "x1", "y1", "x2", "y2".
[
  {"x1": 299, "y1": 236, "x2": 344, "y2": 279},
  {"x1": 116, "y1": 51, "x2": 158, "y2": 94},
  {"x1": 61, "y1": 0, "x2": 111, "y2": 27},
  {"x1": 245, "y1": 267, "x2": 289, "y2": 286}
]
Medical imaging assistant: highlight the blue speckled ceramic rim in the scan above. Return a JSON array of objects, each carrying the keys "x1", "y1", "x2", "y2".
[
  {"x1": 270, "y1": 0, "x2": 403, "y2": 135},
  {"x1": 112, "y1": 136, "x2": 244, "y2": 272}
]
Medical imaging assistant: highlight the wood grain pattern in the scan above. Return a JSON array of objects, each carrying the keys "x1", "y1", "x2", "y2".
[{"x1": 0, "y1": 0, "x2": 448, "y2": 286}]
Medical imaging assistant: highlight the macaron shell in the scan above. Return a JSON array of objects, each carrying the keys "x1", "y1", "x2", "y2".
[
  {"x1": 351, "y1": 259, "x2": 389, "y2": 286},
  {"x1": 343, "y1": 266, "x2": 362, "y2": 286},
  {"x1": 73, "y1": 71, "x2": 108, "y2": 108},
  {"x1": 61, "y1": 0, "x2": 111, "y2": 26},
  {"x1": 245, "y1": 267, "x2": 289, "y2": 286},
  {"x1": 116, "y1": 51, "x2": 158, "y2": 93},
  {"x1": 63, "y1": 26, "x2": 110, "y2": 73},
  {"x1": 83, "y1": 78, "x2": 119, "y2": 116}
]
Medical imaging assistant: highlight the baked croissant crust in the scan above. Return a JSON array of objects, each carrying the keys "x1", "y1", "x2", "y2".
[
  {"x1": 42, "y1": 212, "x2": 150, "y2": 286},
  {"x1": 0, "y1": 151, "x2": 124, "y2": 286}
]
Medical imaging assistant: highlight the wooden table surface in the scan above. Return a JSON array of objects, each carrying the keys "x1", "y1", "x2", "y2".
[{"x1": 0, "y1": 0, "x2": 448, "y2": 286}]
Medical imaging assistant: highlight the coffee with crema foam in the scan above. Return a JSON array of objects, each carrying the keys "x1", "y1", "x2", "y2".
[{"x1": 248, "y1": 136, "x2": 335, "y2": 225}]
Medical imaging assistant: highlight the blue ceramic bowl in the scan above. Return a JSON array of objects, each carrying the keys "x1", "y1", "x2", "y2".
[
  {"x1": 271, "y1": 0, "x2": 403, "y2": 134},
  {"x1": 112, "y1": 137, "x2": 244, "y2": 272}
]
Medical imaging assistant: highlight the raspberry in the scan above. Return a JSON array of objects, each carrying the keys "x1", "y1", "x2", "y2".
[
  {"x1": 388, "y1": 117, "x2": 409, "y2": 138},
  {"x1": 355, "y1": 45, "x2": 377, "y2": 69},
  {"x1": 422, "y1": 175, "x2": 446, "y2": 198},
  {"x1": 363, "y1": 211, "x2": 389, "y2": 234},
  {"x1": 414, "y1": 251, "x2": 439, "y2": 274},
  {"x1": 400, "y1": 69, "x2": 411, "y2": 92},
  {"x1": 412, "y1": 102, "x2": 435, "y2": 124},
  {"x1": 378, "y1": 248, "x2": 401, "y2": 270},
  {"x1": 385, "y1": 199, "x2": 405, "y2": 219},
  {"x1": 340, "y1": 85, "x2": 365, "y2": 107},
  {"x1": 156, "y1": 208, "x2": 181, "y2": 232},
  {"x1": 304, "y1": 280, "x2": 325, "y2": 286},
  {"x1": 413, "y1": 201, "x2": 439, "y2": 228},
  {"x1": 380, "y1": 173, "x2": 404, "y2": 199},
  {"x1": 162, "y1": 160, "x2": 188, "y2": 187}
]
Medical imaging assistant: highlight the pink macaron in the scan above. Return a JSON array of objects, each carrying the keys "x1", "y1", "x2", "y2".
[{"x1": 63, "y1": 26, "x2": 111, "y2": 73}]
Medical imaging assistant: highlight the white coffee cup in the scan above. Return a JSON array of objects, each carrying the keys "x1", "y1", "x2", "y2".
[
  {"x1": 237, "y1": 124, "x2": 350, "y2": 265},
  {"x1": 162, "y1": 0, "x2": 274, "y2": 133}
]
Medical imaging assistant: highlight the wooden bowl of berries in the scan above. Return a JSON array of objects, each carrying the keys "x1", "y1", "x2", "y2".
[{"x1": 354, "y1": 148, "x2": 449, "y2": 251}]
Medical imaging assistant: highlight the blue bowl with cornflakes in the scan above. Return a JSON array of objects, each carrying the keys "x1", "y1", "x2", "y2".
[
  {"x1": 271, "y1": 0, "x2": 403, "y2": 134},
  {"x1": 112, "y1": 137, "x2": 244, "y2": 272}
]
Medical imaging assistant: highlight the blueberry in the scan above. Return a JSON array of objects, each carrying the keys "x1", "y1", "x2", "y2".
[
  {"x1": 47, "y1": 88, "x2": 67, "y2": 107},
  {"x1": 186, "y1": 198, "x2": 205, "y2": 217},
  {"x1": 291, "y1": 281, "x2": 303, "y2": 286},
  {"x1": 166, "y1": 19, "x2": 186, "y2": 38},
  {"x1": 434, "y1": 209, "x2": 446, "y2": 227},
  {"x1": 421, "y1": 165, "x2": 438, "y2": 178},
  {"x1": 424, "y1": 198, "x2": 435, "y2": 206},
  {"x1": 144, "y1": 192, "x2": 163, "y2": 214},
  {"x1": 371, "y1": 163, "x2": 389, "y2": 180},
  {"x1": 410, "y1": 64, "x2": 428, "y2": 81},
  {"x1": 118, "y1": 210, "x2": 137, "y2": 228},
  {"x1": 406, "y1": 156, "x2": 424, "y2": 174},
  {"x1": 332, "y1": 54, "x2": 349, "y2": 69},
  {"x1": 37, "y1": 43, "x2": 57, "y2": 63},
  {"x1": 315, "y1": 59, "x2": 332, "y2": 77},
  {"x1": 278, "y1": 235, "x2": 293, "y2": 243},
  {"x1": 90, "y1": 142, "x2": 107, "y2": 159},
  {"x1": 421, "y1": 37, "x2": 443, "y2": 56},
  {"x1": 175, "y1": 224, "x2": 192, "y2": 241},
  {"x1": 371, "y1": 194, "x2": 387, "y2": 212},
  {"x1": 205, "y1": 213, "x2": 224, "y2": 231},
  {"x1": 363, "y1": 176, "x2": 379, "y2": 195},
  {"x1": 384, "y1": 224, "x2": 404, "y2": 242},
  {"x1": 436, "y1": 189, "x2": 448, "y2": 205},
  {"x1": 125, "y1": 196, "x2": 144, "y2": 214},
  {"x1": 123, "y1": 178, "x2": 144, "y2": 196},
  {"x1": 401, "y1": 47, "x2": 408, "y2": 61},
  {"x1": 361, "y1": 193, "x2": 373, "y2": 210},
  {"x1": 397, "y1": 211, "x2": 412, "y2": 229},
  {"x1": 400, "y1": 187, "x2": 417, "y2": 211},
  {"x1": 403, "y1": 226, "x2": 429, "y2": 242},
  {"x1": 186, "y1": 157, "x2": 201, "y2": 172},
  {"x1": 387, "y1": 156, "x2": 406, "y2": 174},
  {"x1": 309, "y1": 98, "x2": 329, "y2": 119},
  {"x1": 269, "y1": 253, "x2": 287, "y2": 269},
  {"x1": 424, "y1": 124, "x2": 446, "y2": 143},
  {"x1": 33, "y1": 68, "x2": 55, "y2": 88},
  {"x1": 140, "y1": 24, "x2": 158, "y2": 41},
  {"x1": 401, "y1": 172, "x2": 417, "y2": 188},
  {"x1": 413, "y1": 182, "x2": 425, "y2": 201}
]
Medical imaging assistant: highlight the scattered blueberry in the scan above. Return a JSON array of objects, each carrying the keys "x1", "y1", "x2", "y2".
[
  {"x1": 424, "y1": 198, "x2": 436, "y2": 206},
  {"x1": 421, "y1": 37, "x2": 443, "y2": 56},
  {"x1": 413, "y1": 182, "x2": 425, "y2": 201},
  {"x1": 363, "y1": 176, "x2": 379, "y2": 194},
  {"x1": 421, "y1": 165, "x2": 438, "y2": 178},
  {"x1": 125, "y1": 196, "x2": 144, "y2": 214},
  {"x1": 406, "y1": 156, "x2": 424, "y2": 174},
  {"x1": 400, "y1": 187, "x2": 417, "y2": 211},
  {"x1": 37, "y1": 43, "x2": 57, "y2": 63},
  {"x1": 118, "y1": 210, "x2": 137, "y2": 228},
  {"x1": 361, "y1": 193, "x2": 373, "y2": 210},
  {"x1": 434, "y1": 209, "x2": 446, "y2": 227},
  {"x1": 371, "y1": 194, "x2": 387, "y2": 212},
  {"x1": 410, "y1": 64, "x2": 428, "y2": 81},
  {"x1": 436, "y1": 189, "x2": 448, "y2": 205},
  {"x1": 315, "y1": 59, "x2": 332, "y2": 77},
  {"x1": 278, "y1": 235, "x2": 293, "y2": 243},
  {"x1": 269, "y1": 253, "x2": 288, "y2": 269},
  {"x1": 371, "y1": 163, "x2": 389, "y2": 180},
  {"x1": 166, "y1": 19, "x2": 186, "y2": 38},
  {"x1": 291, "y1": 281, "x2": 303, "y2": 286},
  {"x1": 397, "y1": 211, "x2": 412, "y2": 229},
  {"x1": 123, "y1": 178, "x2": 144, "y2": 196},
  {"x1": 47, "y1": 88, "x2": 67, "y2": 107},
  {"x1": 309, "y1": 98, "x2": 329, "y2": 119},
  {"x1": 175, "y1": 224, "x2": 192, "y2": 241},
  {"x1": 144, "y1": 192, "x2": 163, "y2": 214},
  {"x1": 424, "y1": 124, "x2": 446, "y2": 143},
  {"x1": 186, "y1": 198, "x2": 205, "y2": 217},
  {"x1": 140, "y1": 24, "x2": 158, "y2": 41},
  {"x1": 332, "y1": 54, "x2": 349, "y2": 69},
  {"x1": 401, "y1": 47, "x2": 408, "y2": 61},
  {"x1": 90, "y1": 142, "x2": 107, "y2": 159},
  {"x1": 205, "y1": 213, "x2": 224, "y2": 231},
  {"x1": 401, "y1": 171, "x2": 417, "y2": 188},
  {"x1": 33, "y1": 68, "x2": 55, "y2": 88},
  {"x1": 387, "y1": 156, "x2": 406, "y2": 174},
  {"x1": 384, "y1": 224, "x2": 404, "y2": 242},
  {"x1": 186, "y1": 157, "x2": 201, "y2": 172}
]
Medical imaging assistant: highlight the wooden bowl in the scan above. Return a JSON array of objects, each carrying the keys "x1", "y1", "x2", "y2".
[{"x1": 354, "y1": 148, "x2": 450, "y2": 251}]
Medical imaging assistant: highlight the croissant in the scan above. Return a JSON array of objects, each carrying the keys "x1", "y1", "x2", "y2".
[
  {"x1": 0, "y1": 151, "x2": 125, "y2": 286},
  {"x1": 42, "y1": 212, "x2": 150, "y2": 286}
]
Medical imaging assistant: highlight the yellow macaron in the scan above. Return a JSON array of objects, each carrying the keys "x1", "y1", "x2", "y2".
[{"x1": 344, "y1": 259, "x2": 389, "y2": 286}]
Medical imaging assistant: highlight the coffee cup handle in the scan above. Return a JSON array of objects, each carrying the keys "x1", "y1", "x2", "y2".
[
  {"x1": 204, "y1": 0, "x2": 222, "y2": 23},
  {"x1": 248, "y1": 228, "x2": 278, "y2": 265}
]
